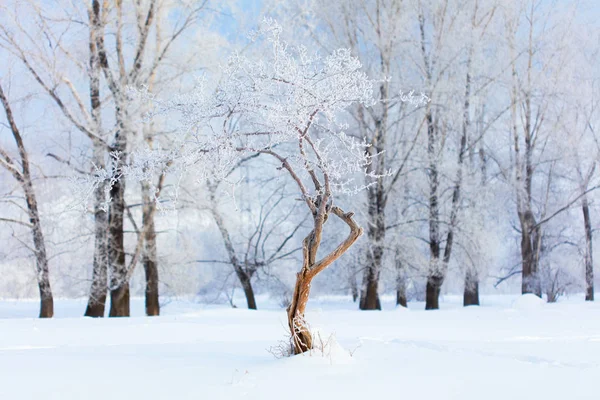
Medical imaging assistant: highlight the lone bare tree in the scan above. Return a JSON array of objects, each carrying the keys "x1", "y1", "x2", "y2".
[{"x1": 106, "y1": 19, "x2": 428, "y2": 353}]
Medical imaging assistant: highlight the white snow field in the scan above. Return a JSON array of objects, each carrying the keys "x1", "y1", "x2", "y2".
[{"x1": 1, "y1": 294, "x2": 599, "y2": 400}]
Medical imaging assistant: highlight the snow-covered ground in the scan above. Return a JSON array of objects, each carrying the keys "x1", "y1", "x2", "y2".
[{"x1": 1, "y1": 294, "x2": 599, "y2": 400}]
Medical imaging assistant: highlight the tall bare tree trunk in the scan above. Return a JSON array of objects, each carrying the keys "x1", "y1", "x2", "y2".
[
  {"x1": 582, "y1": 196, "x2": 594, "y2": 301},
  {"x1": 108, "y1": 177, "x2": 129, "y2": 316},
  {"x1": 26, "y1": 187, "x2": 53, "y2": 318},
  {"x1": 359, "y1": 112, "x2": 387, "y2": 310},
  {"x1": 456, "y1": 55, "x2": 478, "y2": 307},
  {"x1": 85, "y1": 2, "x2": 108, "y2": 317},
  {"x1": 26, "y1": 184, "x2": 53, "y2": 318},
  {"x1": 517, "y1": 6, "x2": 542, "y2": 298},
  {"x1": 444, "y1": 64, "x2": 471, "y2": 299},
  {"x1": 425, "y1": 107, "x2": 442, "y2": 310},
  {"x1": 358, "y1": 9, "x2": 390, "y2": 309},
  {"x1": 108, "y1": 126, "x2": 129, "y2": 317},
  {"x1": 85, "y1": 155, "x2": 108, "y2": 317},
  {"x1": 519, "y1": 211, "x2": 542, "y2": 296},
  {"x1": 417, "y1": 11, "x2": 444, "y2": 310},
  {"x1": 142, "y1": 181, "x2": 160, "y2": 315},
  {"x1": 0, "y1": 83, "x2": 53, "y2": 318},
  {"x1": 360, "y1": 190, "x2": 384, "y2": 310},
  {"x1": 359, "y1": 202, "x2": 385, "y2": 310},
  {"x1": 463, "y1": 112, "x2": 487, "y2": 307},
  {"x1": 141, "y1": 108, "x2": 160, "y2": 316}
]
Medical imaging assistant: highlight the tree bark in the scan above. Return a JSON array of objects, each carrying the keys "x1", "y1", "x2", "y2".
[
  {"x1": 582, "y1": 196, "x2": 594, "y2": 301},
  {"x1": 463, "y1": 269, "x2": 480, "y2": 306},
  {"x1": 396, "y1": 280, "x2": 407, "y2": 308},
  {"x1": 85, "y1": 166, "x2": 108, "y2": 317},
  {"x1": 360, "y1": 276, "x2": 381, "y2": 310},
  {"x1": 94, "y1": 0, "x2": 136, "y2": 317},
  {"x1": 143, "y1": 254, "x2": 160, "y2": 315},
  {"x1": 519, "y1": 211, "x2": 542, "y2": 297},
  {"x1": 109, "y1": 283, "x2": 130, "y2": 317},
  {"x1": 425, "y1": 106, "x2": 442, "y2": 310},
  {"x1": 360, "y1": 184, "x2": 384, "y2": 310},
  {"x1": 395, "y1": 254, "x2": 407, "y2": 307},
  {"x1": 288, "y1": 267, "x2": 314, "y2": 354},
  {"x1": 236, "y1": 269, "x2": 257, "y2": 310},
  {"x1": 108, "y1": 149, "x2": 129, "y2": 317},
  {"x1": 142, "y1": 181, "x2": 160, "y2": 315},
  {"x1": 396, "y1": 288, "x2": 407, "y2": 308},
  {"x1": 359, "y1": 115, "x2": 386, "y2": 311},
  {"x1": 27, "y1": 186, "x2": 54, "y2": 318},
  {"x1": 425, "y1": 276, "x2": 442, "y2": 310},
  {"x1": 287, "y1": 207, "x2": 362, "y2": 354},
  {"x1": 418, "y1": 12, "x2": 444, "y2": 310}
]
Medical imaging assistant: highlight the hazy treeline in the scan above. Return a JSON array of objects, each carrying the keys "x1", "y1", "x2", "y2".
[{"x1": 0, "y1": 0, "x2": 598, "y2": 317}]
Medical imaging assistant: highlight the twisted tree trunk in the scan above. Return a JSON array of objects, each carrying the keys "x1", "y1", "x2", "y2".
[{"x1": 287, "y1": 207, "x2": 362, "y2": 354}]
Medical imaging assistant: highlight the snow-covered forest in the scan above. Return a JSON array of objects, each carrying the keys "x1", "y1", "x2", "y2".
[
  {"x1": 1, "y1": 1, "x2": 600, "y2": 398},
  {"x1": 2, "y1": 0, "x2": 598, "y2": 315}
]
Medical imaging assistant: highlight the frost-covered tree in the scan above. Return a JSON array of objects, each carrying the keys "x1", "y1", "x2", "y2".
[
  {"x1": 0, "y1": 81, "x2": 53, "y2": 318},
  {"x1": 105, "y1": 18, "x2": 426, "y2": 353},
  {"x1": 264, "y1": 0, "x2": 430, "y2": 310},
  {"x1": 503, "y1": 0, "x2": 578, "y2": 297}
]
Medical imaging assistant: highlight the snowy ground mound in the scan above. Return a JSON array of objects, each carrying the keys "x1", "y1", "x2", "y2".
[
  {"x1": 1, "y1": 295, "x2": 598, "y2": 400},
  {"x1": 512, "y1": 293, "x2": 546, "y2": 310}
]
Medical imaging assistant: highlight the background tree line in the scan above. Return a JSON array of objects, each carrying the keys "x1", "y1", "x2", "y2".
[{"x1": 0, "y1": 0, "x2": 598, "y2": 317}]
